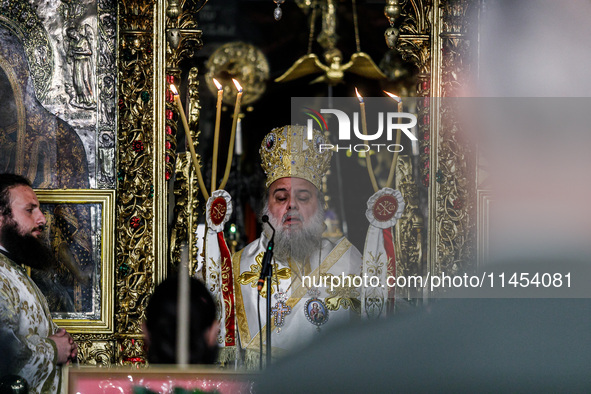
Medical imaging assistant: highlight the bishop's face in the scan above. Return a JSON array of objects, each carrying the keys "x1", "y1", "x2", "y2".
[{"x1": 267, "y1": 177, "x2": 319, "y2": 233}]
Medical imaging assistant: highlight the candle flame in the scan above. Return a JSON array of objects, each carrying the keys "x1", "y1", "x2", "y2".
[
  {"x1": 170, "y1": 84, "x2": 179, "y2": 95},
  {"x1": 213, "y1": 78, "x2": 222, "y2": 91},
  {"x1": 232, "y1": 78, "x2": 243, "y2": 93},
  {"x1": 355, "y1": 87, "x2": 363, "y2": 103},
  {"x1": 383, "y1": 90, "x2": 401, "y2": 103}
]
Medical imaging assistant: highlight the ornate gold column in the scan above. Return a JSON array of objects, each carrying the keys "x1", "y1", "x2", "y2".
[
  {"x1": 115, "y1": 0, "x2": 168, "y2": 364},
  {"x1": 393, "y1": 0, "x2": 433, "y2": 281},
  {"x1": 430, "y1": 0, "x2": 477, "y2": 278},
  {"x1": 394, "y1": 0, "x2": 478, "y2": 282},
  {"x1": 166, "y1": 1, "x2": 204, "y2": 272},
  {"x1": 113, "y1": 0, "x2": 204, "y2": 364}
]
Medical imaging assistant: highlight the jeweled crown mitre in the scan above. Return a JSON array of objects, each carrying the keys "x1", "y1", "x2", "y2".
[{"x1": 259, "y1": 125, "x2": 332, "y2": 190}]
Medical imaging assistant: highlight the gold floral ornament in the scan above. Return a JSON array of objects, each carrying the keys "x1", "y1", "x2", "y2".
[
  {"x1": 259, "y1": 125, "x2": 332, "y2": 190},
  {"x1": 323, "y1": 273, "x2": 362, "y2": 313},
  {"x1": 237, "y1": 252, "x2": 291, "y2": 298}
]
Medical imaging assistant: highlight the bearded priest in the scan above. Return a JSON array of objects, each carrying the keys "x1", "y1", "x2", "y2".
[
  {"x1": 232, "y1": 125, "x2": 362, "y2": 368},
  {"x1": 0, "y1": 174, "x2": 77, "y2": 393}
]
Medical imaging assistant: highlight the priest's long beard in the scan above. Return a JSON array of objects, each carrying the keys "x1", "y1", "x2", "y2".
[
  {"x1": 0, "y1": 216, "x2": 56, "y2": 270},
  {"x1": 261, "y1": 204, "x2": 326, "y2": 263}
]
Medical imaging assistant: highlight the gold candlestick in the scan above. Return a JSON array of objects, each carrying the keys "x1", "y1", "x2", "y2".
[
  {"x1": 219, "y1": 79, "x2": 243, "y2": 190},
  {"x1": 211, "y1": 78, "x2": 223, "y2": 194},
  {"x1": 170, "y1": 84, "x2": 210, "y2": 201},
  {"x1": 356, "y1": 88, "x2": 379, "y2": 193}
]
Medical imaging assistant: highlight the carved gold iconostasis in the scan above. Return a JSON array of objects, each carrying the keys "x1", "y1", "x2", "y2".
[{"x1": 0, "y1": 0, "x2": 480, "y2": 365}]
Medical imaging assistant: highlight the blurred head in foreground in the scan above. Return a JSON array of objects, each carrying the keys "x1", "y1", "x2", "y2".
[
  {"x1": 144, "y1": 275, "x2": 219, "y2": 364},
  {"x1": 467, "y1": 0, "x2": 591, "y2": 263}
]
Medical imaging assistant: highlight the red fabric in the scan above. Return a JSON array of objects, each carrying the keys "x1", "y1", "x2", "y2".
[
  {"x1": 383, "y1": 228, "x2": 396, "y2": 312},
  {"x1": 218, "y1": 231, "x2": 236, "y2": 346}
]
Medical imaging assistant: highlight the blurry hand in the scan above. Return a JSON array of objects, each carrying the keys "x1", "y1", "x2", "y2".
[{"x1": 48, "y1": 328, "x2": 77, "y2": 365}]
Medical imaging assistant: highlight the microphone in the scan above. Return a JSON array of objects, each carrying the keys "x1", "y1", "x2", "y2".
[{"x1": 257, "y1": 215, "x2": 275, "y2": 292}]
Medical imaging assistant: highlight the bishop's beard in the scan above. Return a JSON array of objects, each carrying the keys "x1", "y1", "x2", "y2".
[
  {"x1": 0, "y1": 216, "x2": 56, "y2": 270},
  {"x1": 261, "y1": 204, "x2": 326, "y2": 263}
]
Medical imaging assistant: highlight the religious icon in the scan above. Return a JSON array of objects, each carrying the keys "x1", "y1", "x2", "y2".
[
  {"x1": 0, "y1": 25, "x2": 90, "y2": 188},
  {"x1": 0, "y1": 23, "x2": 98, "y2": 322},
  {"x1": 304, "y1": 296, "x2": 329, "y2": 329},
  {"x1": 32, "y1": 203, "x2": 96, "y2": 314},
  {"x1": 33, "y1": 190, "x2": 115, "y2": 333}
]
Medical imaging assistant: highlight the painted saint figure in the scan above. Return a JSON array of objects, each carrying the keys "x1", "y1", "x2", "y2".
[{"x1": 66, "y1": 25, "x2": 95, "y2": 109}]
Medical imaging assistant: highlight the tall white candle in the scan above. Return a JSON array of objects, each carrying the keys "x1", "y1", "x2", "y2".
[
  {"x1": 384, "y1": 91, "x2": 403, "y2": 188},
  {"x1": 355, "y1": 88, "x2": 379, "y2": 193},
  {"x1": 176, "y1": 243, "x2": 190, "y2": 367},
  {"x1": 211, "y1": 78, "x2": 223, "y2": 193},
  {"x1": 170, "y1": 84, "x2": 209, "y2": 200},
  {"x1": 219, "y1": 79, "x2": 243, "y2": 190},
  {"x1": 235, "y1": 118, "x2": 243, "y2": 156}
]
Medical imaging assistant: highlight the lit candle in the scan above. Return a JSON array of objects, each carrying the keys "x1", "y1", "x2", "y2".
[
  {"x1": 170, "y1": 84, "x2": 209, "y2": 200},
  {"x1": 384, "y1": 91, "x2": 403, "y2": 188},
  {"x1": 219, "y1": 79, "x2": 243, "y2": 190},
  {"x1": 355, "y1": 88, "x2": 379, "y2": 193},
  {"x1": 211, "y1": 78, "x2": 223, "y2": 193},
  {"x1": 384, "y1": 91, "x2": 404, "y2": 114}
]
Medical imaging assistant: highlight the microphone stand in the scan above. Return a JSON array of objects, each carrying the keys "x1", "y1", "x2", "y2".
[{"x1": 258, "y1": 216, "x2": 275, "y2": 368}]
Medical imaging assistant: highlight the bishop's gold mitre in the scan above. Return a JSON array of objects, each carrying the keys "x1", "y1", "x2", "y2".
[{"x1": 259, "y1": 125, "x2": 332, "y2": 190}]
